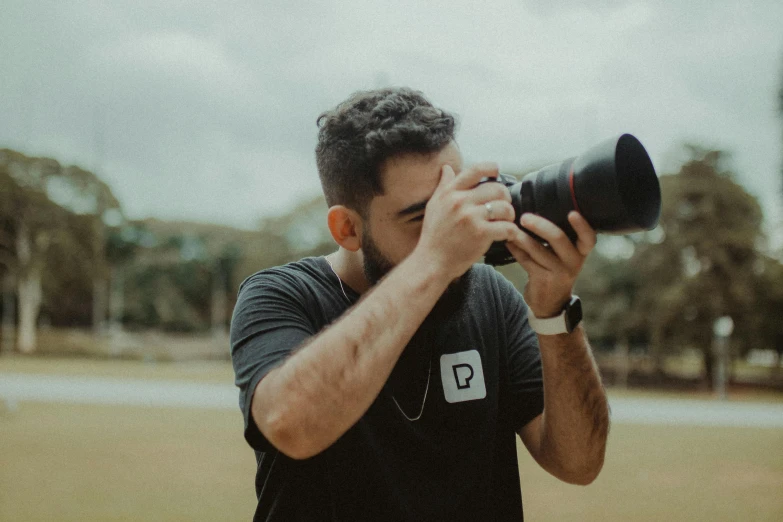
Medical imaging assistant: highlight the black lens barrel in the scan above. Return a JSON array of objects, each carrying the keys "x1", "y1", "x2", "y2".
[
  {"x1": 484, "y1": 133, "x2": 661, "y2": 266},
  {"x1": 571, "y1": 133, "x2": 660, "y2": 232}
]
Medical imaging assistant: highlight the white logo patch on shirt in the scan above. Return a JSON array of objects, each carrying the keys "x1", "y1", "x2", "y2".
[{"x1": 440, "y1": 350, "x2": 486, "y2": 403}]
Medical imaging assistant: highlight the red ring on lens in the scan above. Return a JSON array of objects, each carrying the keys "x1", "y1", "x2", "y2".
[{"x1": 569, "y1": 165, "x2": 581, "y2": 213}]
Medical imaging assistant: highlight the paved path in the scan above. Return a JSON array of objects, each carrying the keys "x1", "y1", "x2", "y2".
[
  {"x1": 2, "y1": 372, "x2": 782, "y2": 428},
  {"x1": 0, "y1": 373, "x2": 237, "y2": 410}
]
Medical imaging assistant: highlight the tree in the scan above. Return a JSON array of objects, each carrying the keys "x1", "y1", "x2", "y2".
[
  {"x1": 0, "y1": 153, "x2": 64, "y2": 352},
  {"x1": 0, "y1": 149, "x2": 122, "y2": 352},
  {"x1": 753, "y1": 254, "x2": 783, "y2": 375},
  {"x1": 631, "y1": 147, "x2": 765, "y2": 388}
]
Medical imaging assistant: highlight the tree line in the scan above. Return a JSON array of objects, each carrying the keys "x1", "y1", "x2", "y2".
[{"x1": 1, "y1": 143, "x2": 782, "y2": 386}]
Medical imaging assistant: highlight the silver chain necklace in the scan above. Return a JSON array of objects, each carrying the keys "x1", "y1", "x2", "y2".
[{"x1": 323, "y1": 255, "x2": 430, "y2": 422}]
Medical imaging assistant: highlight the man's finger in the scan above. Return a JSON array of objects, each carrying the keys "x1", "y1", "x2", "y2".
[
  {"x1": 453, "y1": 162, "x2": 499, "y2": 190},
  {"x1": 568, "y1": 211, "x2": 597, "y2": 257},
  {"x1": 434, "y1": 164, "x2": 457, "y2": 196},
  {"x1": 520, "y1": 213, "x2": 582, "y2": 270},
  {"x1": 483, "y1": 221, "x2": 518, "y2": 243},
  {"x1": 506, "y1": 241, "x2": 545, "y2": 275},
  {"x1": 476, "y1": 200, "x2": 515, "y2": 223},
  {"x1": 466, "y1": 181, "x2": 512, "y2": 205},
  {"x1": 506, "y1": 226, "x2": 563, "y2": 271}
]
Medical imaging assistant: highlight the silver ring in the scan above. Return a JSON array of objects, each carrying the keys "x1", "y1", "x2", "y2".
[{"x1": 485, "y1": 202, "x2": 494, "y2": 220}]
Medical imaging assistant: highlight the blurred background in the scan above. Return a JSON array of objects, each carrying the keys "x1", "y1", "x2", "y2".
[{"x1": 1, "y1": 1, "x2": 782, "y2": 521}]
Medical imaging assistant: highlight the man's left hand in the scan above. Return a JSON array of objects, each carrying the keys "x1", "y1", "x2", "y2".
[{"x1": 506, "y1": 211, "x2": 596, "y2": 318}]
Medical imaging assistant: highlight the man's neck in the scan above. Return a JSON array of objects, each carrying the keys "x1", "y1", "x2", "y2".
[{"x1": 326, "y1": 249, "x2": 371, "y2": 294}]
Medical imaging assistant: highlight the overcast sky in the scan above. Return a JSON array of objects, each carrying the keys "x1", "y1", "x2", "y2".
[{"x1": 2, "y1": 1, "x2": 782, "y2": 242}]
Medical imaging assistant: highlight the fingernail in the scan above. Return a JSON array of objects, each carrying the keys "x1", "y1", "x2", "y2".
[{"x1": 521, "y1": 213, "x2": 533, "y2": 225}]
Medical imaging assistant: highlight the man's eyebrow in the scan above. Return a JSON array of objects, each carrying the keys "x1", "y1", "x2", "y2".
[{"x1": 397, "y1": 199, "x2": 429, "y2": 218}]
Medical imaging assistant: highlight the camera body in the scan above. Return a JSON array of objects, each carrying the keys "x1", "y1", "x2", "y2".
[{"x1": 483, "y1": 134, "x2": 662, "y2": 266}]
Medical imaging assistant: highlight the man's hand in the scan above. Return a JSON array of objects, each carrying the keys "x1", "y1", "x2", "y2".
[
  {"x1": 505, "y1": 211, "x2": 597, "y2": 318},
  {"x1": 508, "y1": 211, "x2": 608, "y2": 485},
  {"x1": 415, "y1": 163, "x2": 520, "y2": 281}
]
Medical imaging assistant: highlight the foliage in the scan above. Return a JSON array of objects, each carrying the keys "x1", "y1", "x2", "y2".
[
  {"x1": 752, "y1": 254, "x2": 783, "y2": 357},
  {"x1": 1, "y1": 144, "x2": 780, "y2": 381},
  {"x1": 628, "y1": 147, "x2": 767, "y2": 383}
]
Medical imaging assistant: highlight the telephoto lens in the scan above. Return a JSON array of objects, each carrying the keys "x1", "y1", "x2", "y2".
[{"x1": 484, "y1": 133, "x2": 662, "y2": 266}]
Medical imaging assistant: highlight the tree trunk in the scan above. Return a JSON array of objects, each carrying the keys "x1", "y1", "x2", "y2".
[
  {"x1": 15, "y1": 221, "x2": 46, "y2": 354},
  {"x1": 92, "y1": 277, "x2": 107, "y2": 336},
  {"x1": 17, "y1": 267, "x2": 42, "y2": 354},
  {"x1": 108, "y1": 264, "x2": 125, "y2": 357},
  {"x1": 109, "y1": 265, "x2": 124, "y2": 334},
  {"x1": 649, "y1": 324, "x2": 665, "y2": 376},
  {"x1": 92, "y1": 219, "x2": 107, "y2": 336},
  {"x1": 703, "y1": 347, "x2": 714, "y2": 390},
  {"x1": 1, "y1": 271, "x2": 15, "y2": 354}
]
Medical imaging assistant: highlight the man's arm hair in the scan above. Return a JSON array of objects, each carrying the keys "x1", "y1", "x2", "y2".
[
  {"x1": 518, "y1": 326, "x2": 610, "y2": 485},
  {"x1": 251, "y1": 249, "x2": 451, "y2": 460}
]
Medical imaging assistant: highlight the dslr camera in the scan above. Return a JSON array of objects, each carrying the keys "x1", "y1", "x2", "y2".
[{"x1": 483, "y1": 133, "x2": 662, "y2": 266}]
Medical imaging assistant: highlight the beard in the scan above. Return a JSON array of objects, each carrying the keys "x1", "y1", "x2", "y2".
[{"x1": 361, "y1": 227, "x2": 473, "y2": 327}]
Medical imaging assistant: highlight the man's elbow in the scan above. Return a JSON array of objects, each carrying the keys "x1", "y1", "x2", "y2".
[
  {"x1": 255, "y1": 405, "x2": 323, "y2": 460},
  {"x1": 250, "y1": 373, "x2": 324, "y2": 460},
  {"x1": 571, "y1": 462, "x2": 604, "y2": 486},
  {"x1": 560, "y1": 454, "x2": 605, "y2": 486}
]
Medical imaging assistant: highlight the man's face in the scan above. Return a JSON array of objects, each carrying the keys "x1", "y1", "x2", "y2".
[{"x1": 361, "y1": 142, "x2": 472, "y2": 320}]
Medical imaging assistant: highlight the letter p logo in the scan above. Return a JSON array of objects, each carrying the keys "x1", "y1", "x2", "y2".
[
  {"x1": 452, "y1": 364, "x2": 474, "y2": 389},
  {"x1": 440, "y1": 350, "x2": 486, "y2": 403}
]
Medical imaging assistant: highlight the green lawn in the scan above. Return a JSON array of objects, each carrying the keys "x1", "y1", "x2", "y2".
[
  {"x1": 1, "y1": 400, "x2": 781, "y2": 521},
  {"x1": 0, "y1": 402, "x2": 256, "y2": 522},
  {"x1": 517, "y1": 424, "x2": 783, "y2": 521},
  {"x1": 2, "y1": 356, "x2": 782, "y2": 520}
]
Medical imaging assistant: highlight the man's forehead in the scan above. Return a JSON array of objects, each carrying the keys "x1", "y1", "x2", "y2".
[{"x1": 375, "y1": 144, "x2": 463, "y2": 217}]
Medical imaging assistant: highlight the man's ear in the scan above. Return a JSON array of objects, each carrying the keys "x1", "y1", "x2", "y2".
[{"x1": 327, "y1": 205, "x2": 363, "y2": 252}]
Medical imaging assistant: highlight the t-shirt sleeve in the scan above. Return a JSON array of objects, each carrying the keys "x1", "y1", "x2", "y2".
[
  {"x1": 230, "y1": 271, "x2": 317, "y2": 452},
  {"x1": 496, "y1": 273, "x2": 544, "y2": 433}
]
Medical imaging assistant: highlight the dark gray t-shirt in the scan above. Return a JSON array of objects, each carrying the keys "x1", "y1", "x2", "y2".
[{"x1": 230, "y1": 256, "x2": 543, "y2": 521}]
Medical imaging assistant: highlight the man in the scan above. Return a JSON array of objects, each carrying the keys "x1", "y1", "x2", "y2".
[{"x1": 231, "y1": 87, "x2": 609, "y2": 521}]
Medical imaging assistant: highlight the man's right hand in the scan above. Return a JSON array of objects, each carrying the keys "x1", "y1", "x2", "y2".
[
  {"x1": 415, "y1": 163, "x2": 520, "y2": 280},
  {"x1": 252, "y1": 162, "x2": 524, "y2": 460}
]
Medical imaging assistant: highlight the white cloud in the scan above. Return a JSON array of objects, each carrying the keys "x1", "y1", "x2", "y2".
[
  {"x1": 0, "y1": 0, "x2": 781, "y2": 243},
  {"x1": 95, "y1": 32, "x2": 255, "y2": 95}
]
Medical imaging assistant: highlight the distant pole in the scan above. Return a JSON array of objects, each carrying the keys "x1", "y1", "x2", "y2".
[{"x1": 712, "y1": 316, "x2": 734, "y2": 400}]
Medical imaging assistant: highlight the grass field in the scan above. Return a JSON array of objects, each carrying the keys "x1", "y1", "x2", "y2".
[
  {"x1": 1, "y1": 356, "x2": 782, "y2": 521},
  {"x1": 518, "y1": 424, "x2": 783, "y2": 521},
  {"x1": 2, "y1": 404, "x2": 781, "y2": 521}
]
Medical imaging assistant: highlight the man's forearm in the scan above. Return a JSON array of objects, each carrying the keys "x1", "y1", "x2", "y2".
[
  {"x1": 536, "y1": 326, "x2": 609, "y2": 484},
  {"x1": 252, "y1": 250, "x2": 451, "y2": 459}
]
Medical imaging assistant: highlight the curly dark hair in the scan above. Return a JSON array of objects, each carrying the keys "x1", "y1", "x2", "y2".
[{"x1": 315, "y1": 87, "x2": 457, "y2": 216}]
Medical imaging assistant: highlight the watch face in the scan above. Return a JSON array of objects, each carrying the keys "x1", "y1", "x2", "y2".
[{"x1": 565, "y1": 296, "x2": 583, "y2": 332}]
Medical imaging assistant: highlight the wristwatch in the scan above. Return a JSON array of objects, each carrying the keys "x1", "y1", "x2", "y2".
[{"x1": 527, "y1": 296, "x2": 582, "y2": 335}]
